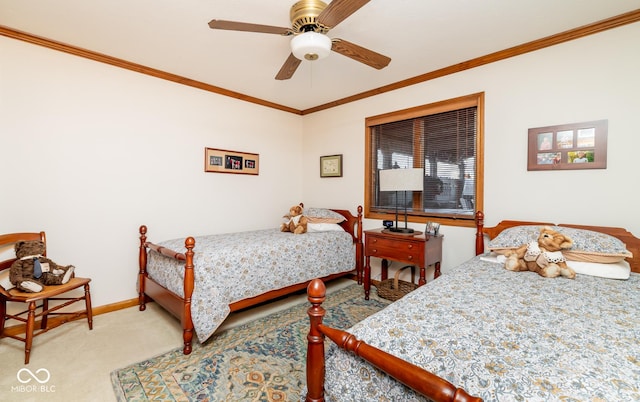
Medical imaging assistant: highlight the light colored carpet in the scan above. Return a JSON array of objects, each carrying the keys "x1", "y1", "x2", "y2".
[
  {"x1": 0, "y1": 278, "x2": 356, "y2": 402},
  {"x1": 111, "y1": 281, "x2": 390, "y2": 401}
]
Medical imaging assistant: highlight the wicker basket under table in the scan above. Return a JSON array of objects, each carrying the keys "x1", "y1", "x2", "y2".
[{"x1": 376, "y1": 264, "x2": 418, "y2": 301}]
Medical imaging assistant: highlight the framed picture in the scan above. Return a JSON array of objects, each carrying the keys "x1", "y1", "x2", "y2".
[
  {"x1": 320, "y1": 154, "x2": 343, "y2": 177},
  {"x1": 204, "y1": 147, "x2": 259, "y2": 175},
  {"x1": 527, "y1": 120, "x2": 607, "y2": 171},
  {"x1": 425, "y1": 221, "x2": 440, "y2": 236}
]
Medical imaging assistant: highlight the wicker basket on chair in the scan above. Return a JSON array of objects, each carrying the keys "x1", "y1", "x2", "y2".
[{"x1": 376, "y1": 265, "x2": 418, "y2": 301}]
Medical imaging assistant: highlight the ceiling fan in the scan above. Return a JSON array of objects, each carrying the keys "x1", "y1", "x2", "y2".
[{"x1": 208, "y1": 0, "x2": 391, "y2": 80}]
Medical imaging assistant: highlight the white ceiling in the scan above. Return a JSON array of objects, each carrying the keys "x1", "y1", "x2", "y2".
[{"x1": 1, "y1": 1, "x2": 639, "y2": 111}]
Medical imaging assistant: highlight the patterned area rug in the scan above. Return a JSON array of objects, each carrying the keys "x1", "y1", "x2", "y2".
[{"x1": 111, "y1": 282, "x2": 390, "y2": 401}]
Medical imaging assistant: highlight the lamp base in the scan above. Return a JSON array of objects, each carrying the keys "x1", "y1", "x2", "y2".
[
  {"x1": 388, "y1": 227, "x2": 415, "y2": 234},
  {"x1": 382, "y1": 228, "x2": 423, "y2": 236}
]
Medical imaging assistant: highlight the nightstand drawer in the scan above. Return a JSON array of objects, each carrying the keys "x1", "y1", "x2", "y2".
[{"x1": 366, "y1": 237, "x2": 424, "y2": 264}]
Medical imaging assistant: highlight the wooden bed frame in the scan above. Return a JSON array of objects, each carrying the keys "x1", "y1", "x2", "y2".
[
  {"x1": 305, "y1": 211, "x2": 640, "y2": 402},
  {"x1": 138, "y1": 206, "x2": 363, "y2": 355}
]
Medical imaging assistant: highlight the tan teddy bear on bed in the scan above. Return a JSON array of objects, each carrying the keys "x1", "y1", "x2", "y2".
[
  {"x1": 280, "y1": 203, "x2": 308, "y2": 234},
  {"x1": 503, "y1": 226, "x2": 576, "y2": 279}
]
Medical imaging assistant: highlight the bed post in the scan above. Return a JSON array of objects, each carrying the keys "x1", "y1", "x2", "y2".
[
  {"x1": 475, "y1": 211, "x2": 484, "y2": 256},
  {"x1": 138, "y1": 225, "x2": 148, "y2": 311},
  {"x1": 306, "y1": 279, "x2": 327, "y2": 402},
  {"x1": 182, "y1": 236, "x2": 196, "y2": 355},
  {"x1": 356, "y1": 205, "x2": 363, "y2": 284}
]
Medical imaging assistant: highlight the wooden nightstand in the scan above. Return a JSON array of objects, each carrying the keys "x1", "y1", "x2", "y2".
[{"x1": 364, "y1": 228, "x2": 443, "y2": 300}]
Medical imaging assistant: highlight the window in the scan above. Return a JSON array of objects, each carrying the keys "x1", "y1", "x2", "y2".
[{"x1": 365, "y1": 93, "x2": 484, "y2": 228}]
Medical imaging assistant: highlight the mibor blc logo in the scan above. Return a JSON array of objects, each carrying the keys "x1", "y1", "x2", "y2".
[{"x1": 12, "y1": 368, "x2": 56, "y2": 393}]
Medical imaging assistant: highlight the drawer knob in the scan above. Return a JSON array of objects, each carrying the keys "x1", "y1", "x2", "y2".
[
  {"x1": 408, "y1": 256, "x2": 413, "y2": 260},
  {"x1": 372, "y1": 249, "x2": 377, "y2": 253},
  {"x1": 408, "y1": 244, "x2": 413, "y2": 249}
]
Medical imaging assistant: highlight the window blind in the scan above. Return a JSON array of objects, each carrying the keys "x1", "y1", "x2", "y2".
[{"x1": 370, "y1": 106, "x2": 477, "y2": 218}]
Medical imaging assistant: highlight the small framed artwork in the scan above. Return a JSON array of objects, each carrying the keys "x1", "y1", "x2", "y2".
[
  {"x1": 527, "y1": 120, "x2": 607, "y2": 171},
  {"x1": 425, "y1": 221, "x2": 440, "y2": 236},
  {"x1": 204, "y1": 147, "x2": 259, "y2": 175},
  {"x1": 320, "y1": 154, "x2": 343, "y2": 178}
]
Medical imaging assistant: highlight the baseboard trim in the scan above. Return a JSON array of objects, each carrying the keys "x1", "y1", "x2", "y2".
[
  {"x1": 3, "y1": 276, "x2": 363, "y2": 337},
  {"x1": 1, "y1": 297, "x2": 139, "y2": 338}
]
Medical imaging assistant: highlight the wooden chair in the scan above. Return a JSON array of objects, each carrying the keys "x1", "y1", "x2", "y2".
[{"x1": 0, "y1": 231, "x2": 93, "y2": 364}]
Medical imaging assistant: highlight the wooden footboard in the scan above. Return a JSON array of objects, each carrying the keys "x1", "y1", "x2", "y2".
[
  {"x1": 306, "y1": 279, "x2": 482, "y2": 402},
  {"x1": 138, "y1": 225, "x2": 196, "y2": 354},
  {"x1": 138, "y1": 205, "x2": 364, "y2": 355}
]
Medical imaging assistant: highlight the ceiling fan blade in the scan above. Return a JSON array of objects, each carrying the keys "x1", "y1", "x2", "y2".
[
  {"x1": 208, "y1": 20, "x2": 293, "y2": 36},
  {"x1": 331, "y1": 39, "x2": 391, "y2": 69},
  {"x1": 317, "y1": 0, "x2": 370, "y2": 28},
  {"x1": 275, "y1": 53, "x2": 302, "y2": 80}
]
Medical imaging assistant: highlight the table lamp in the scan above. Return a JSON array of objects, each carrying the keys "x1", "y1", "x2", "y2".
[{"x1": 379, "y1": 168, "x2": 423, "y2": 233}]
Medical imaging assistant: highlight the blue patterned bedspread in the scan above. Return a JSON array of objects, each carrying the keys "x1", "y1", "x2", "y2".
[
  {"x1": 147, "y1": 228, "x2": 355, "y2": 342},
  {"x1": 323, "y1": 256, "x2": 640, "y2": 401}
]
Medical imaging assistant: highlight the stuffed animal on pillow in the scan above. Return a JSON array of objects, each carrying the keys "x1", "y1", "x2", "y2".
[
  {"x1": 9, "y1": 240, "x2": 75, "y2": 292},
  {"x1": 280, "y1": 204, "x2": 308, "y2": 234},
  {"x1": 504, "y1": 226, "x2": 576, "y2": 279}
]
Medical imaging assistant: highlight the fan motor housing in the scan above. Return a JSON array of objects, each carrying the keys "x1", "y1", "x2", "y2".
[{"x1": 290, "y1": 0, "x2": 329, "y2": 33}]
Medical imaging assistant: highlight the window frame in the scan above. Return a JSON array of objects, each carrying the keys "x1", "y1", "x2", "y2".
[{"x1": 364, "y1": 92, "x2": 484, "y2": 228}]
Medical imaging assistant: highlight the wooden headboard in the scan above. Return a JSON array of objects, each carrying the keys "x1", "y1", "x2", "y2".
[{"x1": 482, "y1": 219, "x2": 640, "y2": 274}]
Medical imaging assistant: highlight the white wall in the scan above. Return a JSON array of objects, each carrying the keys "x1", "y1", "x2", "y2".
[
  {"x1": 0, "y1": 36, "x2": 304, "y2": 308},
  {"x1": 302, "y1": 23, "x2": 640, "y2": 278},
  {"x1": 1, "y1": 22, "x2": 639, "y2": 307}
]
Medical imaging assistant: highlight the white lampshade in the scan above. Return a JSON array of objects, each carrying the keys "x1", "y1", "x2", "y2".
[
  {"x1": 379, "y1": 168, "x2": 424, "y2": 192},
  {"x1": 291, "y1": 31, "x2": 331, "y2": 61}
]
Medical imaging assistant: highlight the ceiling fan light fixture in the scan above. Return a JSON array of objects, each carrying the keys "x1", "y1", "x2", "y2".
[{"x1": 291, "y1": 31, "x2": 331, "y2": 61}]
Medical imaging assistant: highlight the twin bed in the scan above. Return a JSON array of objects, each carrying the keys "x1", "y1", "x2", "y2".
[
  {"x1": 137, "y1": 206, "x2": 363, "y2": 354},
  {"x1": 306, "y1": 213, "x2": 640, "y2": 401},
  {"x1": 137, "y1": 206, "x2": 639, "y2": 400}
]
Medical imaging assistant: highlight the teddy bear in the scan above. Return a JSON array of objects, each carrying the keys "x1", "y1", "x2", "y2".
[
  {"x1": 9, "y1": 240, "x2": 75, "y2": 292},
  {"x1": 280, "y1": 203, "x2": 308, "y2": 234},
  {"x1": 503, "y1": 226, "x2": 576, "y2": 279}
]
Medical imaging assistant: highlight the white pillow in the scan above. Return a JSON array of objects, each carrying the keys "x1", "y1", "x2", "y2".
[
  {"x1": 306, "y1": 223, "x2": 345, "y2": 233},
  {"x1": 479, "y1": 252, "x2": 506, "y2": 264},
  {"x1": 480, "y1": 252, "x2": 630, "y2": 280},
  {"x1": 0, "y1": 270, "x2": 15, "y2": 290},
  {"x1": 569, "y1": 260, "x2": 631, "y2": 280}
]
